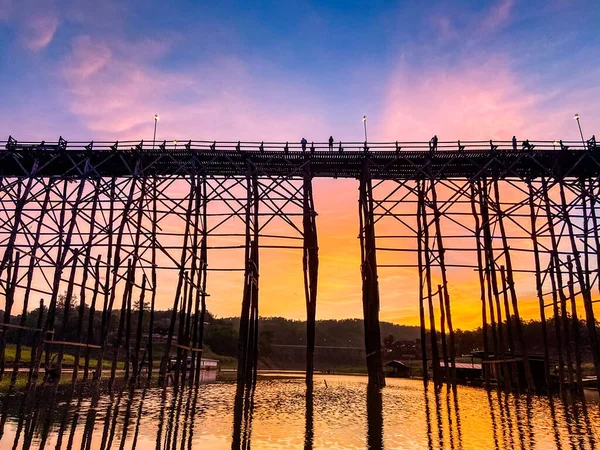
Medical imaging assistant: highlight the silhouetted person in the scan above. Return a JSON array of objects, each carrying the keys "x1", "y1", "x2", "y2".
[
  {"x1": 429, "y1": 135, "x2": 438, "y2": 151},
  {"x1": 301, "y1": 138, "x2": 307, "y2": 152},
  {"x1": 512, "y1": 136, "x2": 517, "y2": 150},
  {"x1": 329, "y1": 136, "x2": 334, "y2": 151}
]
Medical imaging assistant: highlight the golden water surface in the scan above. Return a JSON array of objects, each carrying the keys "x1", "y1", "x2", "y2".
[{"x1": 0, "y1": 375, "x2": 598, "y2": 449}]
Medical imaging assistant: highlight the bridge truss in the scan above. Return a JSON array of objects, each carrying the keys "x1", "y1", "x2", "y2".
[{"x1": 0, "y1": 136, "x2": 599, "y2": 392}]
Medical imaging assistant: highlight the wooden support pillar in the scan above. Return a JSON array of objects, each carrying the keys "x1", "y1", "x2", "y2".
[
  {"x1": 237, "y1": 169, "x2": 260, "y2": 386},
  {"x1": 159, "y1": 175, "x2": 196, "y2": 384},
  {"x1": 470, "y1": 181, "x2": 490, "y2": 384},
  {"x1": 83, "y1": 257, "x2": 102, "y2": 381},
  {"x1": 358, "y1": 162, "x2": 385, "y2": 388},
  {"x1": 430, "y1": 178, "x2": 456, "y2": 382},
  {"x1": 566, "y1": 256, "x2": 584, "y2": 389},
  {"x1": 194, "y1": 178, "x2": 209, "y2": 386},
  {"x1": 416, "y1": 181, "x2": 428, "y2": 384},
  {"x1": 526, "y1": 180, "x2": 551, "y2": 391},
  {"x1": 11, "y1": 177, "x2": 53, "y2": 383},
  {"x1": 0, "y1": 252, "x2": 20, "y2": 379},
  {"x1": 303, "y1": 162, "x2": 319, "y2": 387},
  {"x1": 438, "y1": 286, "x2": 450, "y2": 383},
  {"x1": 148, "y1": 176, "x2": 158, "y2": 381},
  {"x1": 492, "y1": 178, "x2": 535, "y2": 391},
  {"x1": 558, "y1": 181, "x2": 600, "y2": 392},
  {"x1": 420, "y1": 185, "x2": 440, "y2": 384}
]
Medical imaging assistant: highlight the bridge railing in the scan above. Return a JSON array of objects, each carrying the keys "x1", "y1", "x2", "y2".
[{"x1": 1, "y1": 137, "x2": 597, "y2": 153}]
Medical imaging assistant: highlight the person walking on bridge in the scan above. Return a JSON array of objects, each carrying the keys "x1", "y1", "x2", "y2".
[
  {"x1": 329, "y1": 136, "x2": 334, "y2": 151},
  {"x1": 301, "y1": 137, "x2": 307, "y2": 153}
]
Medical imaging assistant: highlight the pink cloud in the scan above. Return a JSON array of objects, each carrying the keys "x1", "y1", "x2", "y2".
[
  {"x1": 60, "y1": 35, "x2": 332, "y2": 141},
  {"x1": 380, "y1": 58, "x2": 542, "y2": 141},
  {"x1": 22, "y1": 14, "x2": 59, "y2": 50}
]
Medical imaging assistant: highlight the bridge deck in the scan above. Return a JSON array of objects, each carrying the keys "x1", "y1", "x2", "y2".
[{"x1": 2, "y1": 138, "x2": 599, "y2": 179}]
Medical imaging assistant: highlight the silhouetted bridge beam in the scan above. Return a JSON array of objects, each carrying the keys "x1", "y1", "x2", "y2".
[{"x1": 1, "y1": 138, "x2": 599, "y2": 179}]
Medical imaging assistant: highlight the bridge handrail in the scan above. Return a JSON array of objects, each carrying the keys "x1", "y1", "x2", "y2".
[{"x1": 1, "y1": 137, "x2": 596, "y2": 153}]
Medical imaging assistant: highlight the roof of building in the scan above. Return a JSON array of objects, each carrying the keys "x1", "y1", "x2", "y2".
[
  {"x1": 439, "y1": 361, "x2": 482, "y2": 370},
  {"x1": 385, "y1": 360, "x2": 410, "y2": 368}
]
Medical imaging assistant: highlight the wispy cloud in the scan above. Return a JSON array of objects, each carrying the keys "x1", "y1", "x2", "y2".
[{"x1": 22, "y1": 14, "x2": 59, "y2": 50}]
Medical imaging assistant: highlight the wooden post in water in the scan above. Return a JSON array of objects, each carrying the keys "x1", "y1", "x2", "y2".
[
  {"x1": 0, "y1": 253, "x2": 20, "y2": 379},
  {"x1": 429, "y1": 178, "x2": 456, "y2": 382},
  {"x1": 11, "y1": 178, "x2": 53, "y2": 383},
  {"x1": 566, "y1": 256, "x2": 584, "y2": 389},
  {"x1": 303, "y1": 162, "x2": 319, "y2": 387},
  {"x1": 438, "y1": 286, "x2": 450, "y2": 383},
  {"x1": 159, "y1": 176, "x2": 196, "y2": 384},
  {"x1": 132, "y1": 276, "x2": 146, "y2": 383},
  {"x1": 558, "y1": 181, "x2": 600, "y2": 392},
  {"x1": 470, "y1": 182, "x2": 490, "y2": 384},
  {"x1": 358, "y1": 161, "x2": 385, "y2": 388},
  {"x1": 83, "y1": 257, "x2": 102, "y2": 381},
  {"x1": 526, "y1": 180, "x2": 551, "y2": 391},
  {"x1": 416, "y1": 181, "x2": 428, "y2": 385},
  {"x1": 492, "y1": 178, "x2": 535, "y2": 391}
]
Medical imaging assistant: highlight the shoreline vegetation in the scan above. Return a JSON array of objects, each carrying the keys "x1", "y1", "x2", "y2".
[{"x1": 1, "y1": 306, "x2": 599, "y2": 387}]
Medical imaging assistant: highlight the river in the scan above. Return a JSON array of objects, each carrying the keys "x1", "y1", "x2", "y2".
[{"x1": 0, "y1": 374, "x2": 598, "y2": 449}]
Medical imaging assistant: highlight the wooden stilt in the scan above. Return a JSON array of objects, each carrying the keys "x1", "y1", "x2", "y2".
[
  {"x1": 566, "y1": 256, "x2": 584, "y2": 390},
  {"x1": 558, "y1": 181, "x2": 600, "y2": 392},
  {"x1": 0, "y1": 252, "x2": 20, "y2": 379},
  {"x1": 430, "y1": 178, "x2": 456, "y2": 382},
  {"x1": 470, "y1": 182, "x2": 490, "y2": 384},
  {"x1": 358, "y1": 162, "x2": 385, "y2": 388},
  {"x1": 83, "y1": 257, "x2": 102, "y2": 381},
  {"x1": 416, "y1": 180, "x2": 429, "y2": 385},
  {"x1": 303, "y1": 162, "x2": 319, "y2": 387},
  {"x1": 159, "y1": 175, "x2": 196, "y2": 384},
  {"x1": 492, "y1": 178, "x2": 535, "y2": 391},
  {"x1": 527, "y1": 180, "x2": 551, "y2": 390}
]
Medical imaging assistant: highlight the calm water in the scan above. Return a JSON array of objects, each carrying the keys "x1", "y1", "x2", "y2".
[{"x1": 0, "y1": 375, "x2": 598, "y2": 449}]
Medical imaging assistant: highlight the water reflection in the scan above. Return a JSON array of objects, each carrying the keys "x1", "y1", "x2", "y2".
[{"x1": 0, "y1": 376, "x2": 597, "y2": 449}]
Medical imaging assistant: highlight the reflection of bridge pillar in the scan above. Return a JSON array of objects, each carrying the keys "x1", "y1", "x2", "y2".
[
  {"x1": 358, "y1": 163, "x2": 385, "y2": 388},
  {"x1": 237, "y1": 169, "x2": 260, "y2": 386},
  {"x1": 303, "y1": 163, "x2": 319, "y2": 386}
]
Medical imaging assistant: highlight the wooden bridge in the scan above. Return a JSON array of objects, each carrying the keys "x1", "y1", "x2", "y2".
[{"x1": 0, "y1": 136, "x2": 599, "y2": 392}]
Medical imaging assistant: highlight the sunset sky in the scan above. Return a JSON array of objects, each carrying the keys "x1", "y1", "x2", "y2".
[{"x1": 1, "y1": 0, "x2": 599, "y2": 329}]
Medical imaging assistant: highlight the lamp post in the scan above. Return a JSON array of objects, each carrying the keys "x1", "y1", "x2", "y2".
[
  {"x1": 574, "y1": 113, "x2": 585, "y2": 148},
  {"x1": 174, "y1": 140, "x2": 178, "y2": 150},
  {"x1": 153, "y1": 114, "x2": 159, "y2": 150},
  {"x1": 553, "y1": 140, "x2": 557, "y2": 150},
  {"x1": 363, "y1": 115, "x2": 368, "y2": 142}
]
